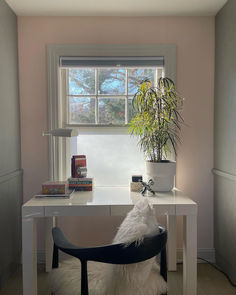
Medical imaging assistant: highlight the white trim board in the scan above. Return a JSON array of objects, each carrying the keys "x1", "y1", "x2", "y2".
[
  {"x1": 177, "y1": 248, "x2": 215, "y2": 264},
  {"x1": 212, "y1": 168, "x2": 236, "y2": 182},
  {"x1": 0, "y1": 169, "x2": 23, "y2": 184}
]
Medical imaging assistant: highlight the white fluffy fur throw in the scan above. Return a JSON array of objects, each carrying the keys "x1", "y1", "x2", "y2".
[{"x1": 50, "y1": 198, "x2": 167, "y2": 295}]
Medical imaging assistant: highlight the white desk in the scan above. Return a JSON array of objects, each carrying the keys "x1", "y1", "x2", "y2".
[{"x1": 22, "y1": 187, "x2": 197, "y2": 295}]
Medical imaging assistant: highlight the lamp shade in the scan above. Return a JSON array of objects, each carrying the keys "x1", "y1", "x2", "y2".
[{"x1": 43, "y1": 128, "x2": 78, "y2": 137}]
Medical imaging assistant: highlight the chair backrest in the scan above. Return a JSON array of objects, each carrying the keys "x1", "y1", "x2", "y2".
[
  {"x1": 52, "y1": 226, "x2": 167, "y2": 265},
  {"x1": 52, "y1": 226, "x2": 167, "y2": 295}
]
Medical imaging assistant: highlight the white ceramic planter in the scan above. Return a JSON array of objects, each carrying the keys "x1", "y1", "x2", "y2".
[{"x1": 146, "y1": 161, "x2": 176, "y2": 192}]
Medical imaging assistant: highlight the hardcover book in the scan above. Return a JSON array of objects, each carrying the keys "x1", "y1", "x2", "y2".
[
  {"x1": 42, "y1": 181, "x2": 68, "y2": 195},
  {"x1": 35, "y1": 189, "x2": 73, "y2": 198}
]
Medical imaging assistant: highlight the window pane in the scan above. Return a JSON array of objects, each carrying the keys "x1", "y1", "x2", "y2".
[
  {"x1": 69, "y1": 69, "x2": 95, "y2": 95},
  {"x1": 74, "y1": 134, "x2": 145, "y2": 186},
  {"x1": 98, "y1": 69, "x2": 125, "y2": 95},
  {"x1": 69, "y1": 97, "x2": 95, "y2": 124},
  {"x1": 128, "y1": 97, "x2": 137, "y2": 122},
  {"x1": 128, "y1": 68, "x2": 155, "y2": 95},
  {"x1": 98, "y1": 98, "x2": 125, "y2": 124}
]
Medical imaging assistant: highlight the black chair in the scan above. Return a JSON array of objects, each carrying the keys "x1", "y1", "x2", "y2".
[{"x1": 52, "y1": 226, "x2": 167, "y2": 295}]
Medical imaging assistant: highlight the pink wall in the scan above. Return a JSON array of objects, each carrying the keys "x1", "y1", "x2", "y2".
[{"x1": 18, "y1": 16, "x2": 214, "y2": 250}]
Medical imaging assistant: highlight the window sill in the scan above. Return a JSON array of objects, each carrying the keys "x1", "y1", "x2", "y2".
[{"x1": 65, "y1": 124, "x2": 130, "y2": 135}]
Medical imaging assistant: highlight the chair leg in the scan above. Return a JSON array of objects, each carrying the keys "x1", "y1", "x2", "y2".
[
  {"x1": 81, "y1": 260, "x2": 89, "y2": 295},
  {"x1": 160, "y1": 246, "x2": 167, "y2": 282},
  {"x1": 52, "y1": 244, "x2": 59, "y2": 269}
]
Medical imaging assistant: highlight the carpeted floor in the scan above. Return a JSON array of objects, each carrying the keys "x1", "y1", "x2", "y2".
[{"x1": 0, "y1": 263, "x2": 235, "y2": 295}]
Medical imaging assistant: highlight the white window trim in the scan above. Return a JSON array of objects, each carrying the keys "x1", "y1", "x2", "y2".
[{"x1": 47, "y1": 44, "x2": 176, "y2": 180}]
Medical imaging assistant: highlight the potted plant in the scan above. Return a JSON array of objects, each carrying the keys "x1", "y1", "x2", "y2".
[{"x1": 128, "y1": 77, "x2": 184, "y2": 192}]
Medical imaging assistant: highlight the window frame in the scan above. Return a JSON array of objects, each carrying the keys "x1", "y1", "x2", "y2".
[{"x1": 47, "y1": 44, "x2": 176, "y2": 180}]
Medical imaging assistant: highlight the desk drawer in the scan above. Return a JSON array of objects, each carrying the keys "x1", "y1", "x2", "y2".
[{"x1": 45, "y1": 205, "x2": 110, "y2": 217}]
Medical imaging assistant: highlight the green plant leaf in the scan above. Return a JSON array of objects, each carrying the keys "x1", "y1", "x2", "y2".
[{"x1": 128, "y1": 77, "x2": 184, "y2": 161}]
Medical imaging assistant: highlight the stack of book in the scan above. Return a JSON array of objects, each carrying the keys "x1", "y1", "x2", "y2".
[
  {"x1": 68, "y1": 177, "x2": 93, "y2": 191},
  {"x1": 36, "y1": 181, "x2": 72, "y2": 198},
  {"x1": 38, "y1": 155, "x2": 93, "y2": 197}
]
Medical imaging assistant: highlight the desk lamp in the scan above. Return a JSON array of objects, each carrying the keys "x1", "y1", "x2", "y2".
[{"x1": 43, "y1": 128, "x2": 79, "y2": 181}]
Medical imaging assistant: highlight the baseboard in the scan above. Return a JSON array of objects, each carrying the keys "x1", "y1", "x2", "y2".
[
  {"x1": 37, "y1": 248, "x2": 216, "y2": 264},
  {"x1": 176, "y1": 248, "x2": 215, "y2": 263},
  {"x1": 197, "y1": 248, "x2": 216, "y2": 263},
  {"x1": 0, "y1": 262, "x2": 19, "y2": 289},
  {"x1": 37, "y1": 251, "x2": 46, "y2": 264},
  {"x1": 37, "y1": 251, "x2": 71, "y2": 264},
  {"x1": 216, "y1": 251, "x2": 236, "y2": 284}
]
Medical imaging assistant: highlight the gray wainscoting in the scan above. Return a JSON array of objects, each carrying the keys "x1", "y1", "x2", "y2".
[
  {"x1": 213, "y1": 171, "x2": 236, "y2": 283},
  {"x1": 0, "y1": 0, "x2": 22, "y2": 288},
  {"x1": 0, "y1": 170, "x2": 23, "y2": 287},
  {"x1": 215, "y1": 0, "x2": 236, "y2": 284}
]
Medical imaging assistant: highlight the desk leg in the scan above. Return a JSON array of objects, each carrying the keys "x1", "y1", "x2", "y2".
[
  {"x1": 167, "y1": 215, "x2": 177, "y2": 271},
  {"x1": 183, "y1": 214, "x2": 197, "y2": 295},
  {"x1": 45, "y1": 217, "x2": 57, "y2": 272},
  {"x1": 22, "y1": 217, "x2": 37, "y2": 295}
]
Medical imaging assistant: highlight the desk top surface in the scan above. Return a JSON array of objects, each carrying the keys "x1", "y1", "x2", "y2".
[{"x1": 23, "y1": 186, "x2": 196, "y2": 207}]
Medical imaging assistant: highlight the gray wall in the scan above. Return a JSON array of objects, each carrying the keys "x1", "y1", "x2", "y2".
[
  {"x1": 215, "y1": 0, "x2": 236, "y2": 284},
  {"x1": 0, "y1": 0, "x2": 22, "y2": 287}
]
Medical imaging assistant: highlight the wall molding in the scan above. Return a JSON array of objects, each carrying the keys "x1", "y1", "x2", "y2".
[
  {"x1": 212, "y1": 168, "x2": 236, "y2": 181},
  {"x1": 0, "y1": 169, "x2": 23, "y2": 184},
  {"x1": 177, "y1": 248, "x2": 215, "y2": 263}
]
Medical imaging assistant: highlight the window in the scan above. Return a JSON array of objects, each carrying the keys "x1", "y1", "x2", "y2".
[
  {"x1": 60, "y1": 58, "x2": 164, "y2": 185},
  {"x1": 47, "y1": 44, "x2": 176, "y2": 181},
  {"x1": 60, "y1": 57, "x2": 164, "y2": 126},
  {"x1": 59, "y1": 58, "x2": 165, "y2": 185}
]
